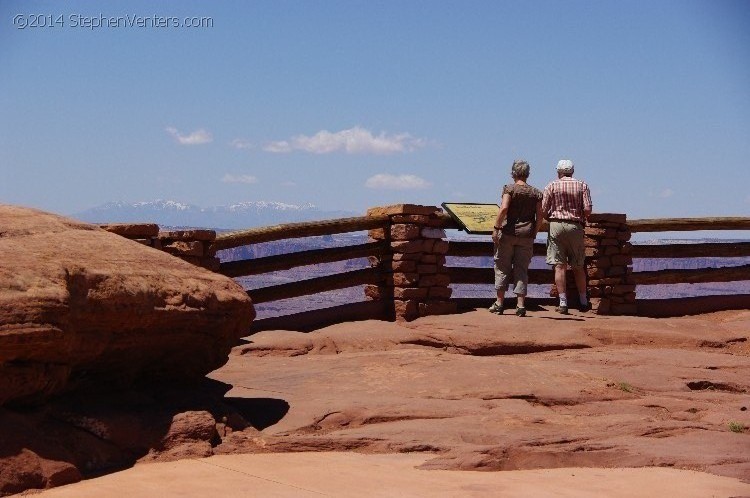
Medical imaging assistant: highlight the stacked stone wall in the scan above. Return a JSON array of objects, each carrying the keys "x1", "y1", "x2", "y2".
[
  {"x1": 100, "y1": 223, "x2": 220, "y2": 271},
  {"x1": 365, "y1": 204, "x2": 456, "y2": 321},
  {"x1": 584, "y1": 213, "x2": 635, "y2": 315}
]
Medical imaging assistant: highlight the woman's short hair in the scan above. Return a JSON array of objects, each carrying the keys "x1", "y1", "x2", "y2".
[{"x1": 511, "y1": 159, "x2": 530, "y2": 180}]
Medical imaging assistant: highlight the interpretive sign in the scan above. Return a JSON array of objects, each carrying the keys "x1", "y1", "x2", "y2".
[{"x1": 441, "y1": 202, "x2": 499, "y2": 235}]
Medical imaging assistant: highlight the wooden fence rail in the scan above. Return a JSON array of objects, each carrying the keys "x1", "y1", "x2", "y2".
[
  {"x1": 628, "y1": 217, "x2": 750, "y2": 233},
  {"x1": 220, "y1": 241, "x2": 387, "y2": 277},
  {"x1": 248, "y1": 267, "x2": 382, "y2": 304},
  {"x1": 435, "y1": 212, "x2": 750, "y2": 233},
  {"x1": 214, "y1": 215, "x2": 390, "y2": 250},
  {"x1": 631, "y1": 264, "x2": 750, "y2": 286},
  {"x1": 630, "y1": 242, "x2": 750, "y2": 259},
  {"x1": 446, "y1": 241, "x2": 547, "y2": 258},
  {"x1": 627, "y1": 216, "x2": 749, "y2": 316},
  {"x1": 447, "y1": 267, "x2": 554, "y2": 285}
]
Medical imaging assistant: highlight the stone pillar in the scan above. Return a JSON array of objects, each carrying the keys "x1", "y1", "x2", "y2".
[
  {"x1": 365, "y1": 204, "x2": 456, "y2": 322},
  {"x1": 584, "y1": 214, "x2": 635, "y2": 315},
  {"x1": 157, "y1": 229, "x2": 220, "y2": 271},
  {"x1": 100, "y1": 224, "x2": 220, "y2": 272}
]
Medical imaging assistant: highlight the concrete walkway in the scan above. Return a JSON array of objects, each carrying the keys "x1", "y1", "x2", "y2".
[{"x1": 36, "y1": 452, "x2": 750, "y2": 497}]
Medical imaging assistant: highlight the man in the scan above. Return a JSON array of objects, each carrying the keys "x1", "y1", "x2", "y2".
[{"x1": 541, "y1": 159, "x2": 592, "y2": 314}]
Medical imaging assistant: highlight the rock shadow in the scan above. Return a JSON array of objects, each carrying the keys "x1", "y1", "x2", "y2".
[
  {"x1": 223, "y1": 397, "x2": 290, "y2": 430},
  {"x1": 0, "y1": 378, "x2": 263, "y2": 495},
  {"x1": 537, "y1": 315, "x2": 586, "y2": 322}
]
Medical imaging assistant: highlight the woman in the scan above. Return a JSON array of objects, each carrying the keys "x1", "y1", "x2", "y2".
[{"x1": 489, "y1": 159, "x2": 544, "y2": 317}]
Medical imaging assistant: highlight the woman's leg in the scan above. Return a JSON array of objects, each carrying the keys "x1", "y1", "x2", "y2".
[
  {"x1": 512, "y1": 237, "x2": 534, "y2": 312},
  {"x1": 492, "y1": 234, "x2": 513, "y2": 312}
]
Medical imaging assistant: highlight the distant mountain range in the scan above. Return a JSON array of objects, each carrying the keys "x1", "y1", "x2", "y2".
[{"x1": 73, "y1": 200, "x2": 358, "y2": 229}]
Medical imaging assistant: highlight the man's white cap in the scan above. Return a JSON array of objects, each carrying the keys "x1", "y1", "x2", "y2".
[{"x1": 556, "y1": 159, "x2": 574, "y2": 173}]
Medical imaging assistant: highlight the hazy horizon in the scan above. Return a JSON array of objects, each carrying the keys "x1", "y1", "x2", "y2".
[{"x1": 2, "y1": 1, "x2": 748, "y2": 220}]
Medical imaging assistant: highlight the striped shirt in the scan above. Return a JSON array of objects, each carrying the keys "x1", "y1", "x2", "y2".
[{"x1": 542, "y1": 176, "x2": 592, "y2": 224}]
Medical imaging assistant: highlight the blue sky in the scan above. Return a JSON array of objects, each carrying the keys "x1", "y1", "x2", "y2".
[{"x1": 1, "y1": 0, "x2": 748, "y2": 220}]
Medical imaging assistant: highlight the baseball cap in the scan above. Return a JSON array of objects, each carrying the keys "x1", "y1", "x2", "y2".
[{"x1": 556, "y1": 159, "x2": 574, "y2": 173}]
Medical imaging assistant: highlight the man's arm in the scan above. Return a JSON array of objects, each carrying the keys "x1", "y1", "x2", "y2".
[
  {"x1": 541, "y1": 185, "x2": 551, "y2": 219},
  {"x1": 582, "y1": 183, "x2": 593, "y2": 220}
]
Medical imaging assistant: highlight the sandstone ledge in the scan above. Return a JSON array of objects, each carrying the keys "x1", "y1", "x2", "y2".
[{"x1": 212, "y1": 309, "x2": 750, "y2": 481}]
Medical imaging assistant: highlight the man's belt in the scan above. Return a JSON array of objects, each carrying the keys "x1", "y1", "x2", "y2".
[{"x1": 548, "y1": 218, "x2": 584, "y2": 227}]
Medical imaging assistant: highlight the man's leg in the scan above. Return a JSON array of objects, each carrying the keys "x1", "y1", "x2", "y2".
[
  {"x1": 569, "y1": 224, "x2": 590, "y2": 311},
  {"x1": 554, "y1": 264, "x2": 568, "y2": 312},
  {"x1": 546, "y1": 222, "x2": 569, "y2": 314}
]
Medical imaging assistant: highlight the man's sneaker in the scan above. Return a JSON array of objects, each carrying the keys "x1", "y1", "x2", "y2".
[
  {"x1": 556, "y1": 306, "x2": 569, "y2": 315},
  {"x1": 515, "y1": 307, "x2": 526, "y2": 317},
  {"x1": 488, "y1": 302, "x2": 504, "y2": 314},
  {"x1": 578, "y1": 302, "x2": 592, "y2": 313}
]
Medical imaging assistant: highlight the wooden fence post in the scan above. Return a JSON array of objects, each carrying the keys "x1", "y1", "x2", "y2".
[{"x1": 365, "y1": 204, "x2": 457, "y2": 321}]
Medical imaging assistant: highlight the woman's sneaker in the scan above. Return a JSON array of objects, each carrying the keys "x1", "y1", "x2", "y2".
[
  {"x1": 515, "y1": 307, "x2": 526, "y2": 317},
  {"x1": 556, "y1": 305, "x2": 569, "y2": 315},
  {"x1": 488, "y1": 302, "x2": 504, "y2": 314}
]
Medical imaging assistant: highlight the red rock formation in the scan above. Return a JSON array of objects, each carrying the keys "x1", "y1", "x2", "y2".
[
  {"x1": 222, "y1": 309, "x2": 750, "y2": 480},
  {"x1": 0, "y1": 204, "x2": 255, "y2": 406}
]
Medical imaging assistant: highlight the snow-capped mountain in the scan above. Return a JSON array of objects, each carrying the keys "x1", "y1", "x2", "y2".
[{"x1": 73, "y1": 200, "x2": 357, "y2": 229}]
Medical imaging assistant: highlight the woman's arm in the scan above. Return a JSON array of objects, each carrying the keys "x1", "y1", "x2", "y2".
[
  {"x1": 535, "y1": 199, "x2": 544, "y2": 236},
  {"x1": 492, "y1": 193, "x2": 510, "y2": 243}
]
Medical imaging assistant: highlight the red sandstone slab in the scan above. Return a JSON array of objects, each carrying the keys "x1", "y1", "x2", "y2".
[
  {"x1": 390, "y1": 240, "x2": 425, "y2": 253},
  {"x1": 393, "y1": 287, "x2": 429, "y2": 299},
  {"x1": 99, "y1": 223, "x2": 159, "y2": 238},
  {"x1": 390, "y1": 223, "x2": 421, "y2": 240},
  {"x1": 33, "y1": 453, "x2": 750, "y2": 498},
  {"x1": 161, "y1": 240, "x2": 204, "y2": 257},
  {"x1": 367, "y1": 204, "x2": 440, "y2": 217},
  {"x1": 158, "y1": 229, "x2": 216, "y2": 241},
  {"x1": 212, "y1": 309, "x2": 750, "y2": 484},
  {"x1": 588, "y1": 213, "x2": 627, "y2": 223},
  {"x1": 391, "y1": 214, "x2": 430, "y2": 223}
]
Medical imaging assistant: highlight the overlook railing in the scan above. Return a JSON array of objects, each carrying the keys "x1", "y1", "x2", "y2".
[
  {"x1": 627, "y1": 217, "x2": 750, "y2": 317},
  {"x1": 210, "y1": 207, "x2": 750, "y2": 332},
  {"x1": 214, "y1": 215, "x2": 392, "y2": 331}
]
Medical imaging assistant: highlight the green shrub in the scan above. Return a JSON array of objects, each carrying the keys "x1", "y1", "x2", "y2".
[{"x1": 728, "y1": 421, "x2": 745, "y2": 433}]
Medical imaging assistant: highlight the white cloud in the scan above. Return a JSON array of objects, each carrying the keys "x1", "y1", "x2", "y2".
[
  {"x1": 658, "y1": 188, "x2": 674, "y2": 198},
  {"x1": 263, "y1": 140, "x2": 292, "y2": 153},
  {"x1": 365, "y1": 173, "x2": 432, "y2": 190},
  {"x1": 264, "y1": 126, "x2": 426, "y2": 155},
  {"x1": 230, "y1": 138, "x2": 253, "y2": 150},
  {"x1": 166, "y1": 127, "x2": 213, "y2": 145},
  {"x1": 221, "y1": 174, "x2": 258, "y2": 184},
  {"x1": 281, "y1": 181, "x2": 297, "y2": 187}
]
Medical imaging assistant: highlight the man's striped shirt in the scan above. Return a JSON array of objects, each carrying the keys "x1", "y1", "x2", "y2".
[{"x1": 542, "y1": 177, "x2": 592, "y2": 224}]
